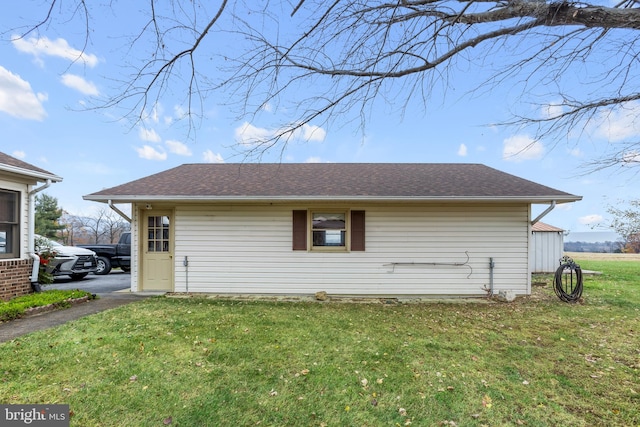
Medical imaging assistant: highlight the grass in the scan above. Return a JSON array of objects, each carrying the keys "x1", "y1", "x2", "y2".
[
  {"x1": 0, "y1": 289, "x2": 94, "y2": 322},
  {"x1": 0, "y1": 258, "x2": 638, "y2": 426}
]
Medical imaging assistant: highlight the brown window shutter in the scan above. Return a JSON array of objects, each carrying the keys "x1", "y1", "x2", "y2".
[
  {"x1": 292, "y1": 210, "x2": 307, "y2": 250},
  {"x1": 351, "y1": 210, "x2": 365, "y2": 251}
]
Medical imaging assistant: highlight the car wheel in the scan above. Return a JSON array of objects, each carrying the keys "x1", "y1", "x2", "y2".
[
  {"x1": 95, "y1": 256, "x2": 112, "y2": 275},
  {"x1": 70, "y1": 273, "x2": 88, "y2": 280}
]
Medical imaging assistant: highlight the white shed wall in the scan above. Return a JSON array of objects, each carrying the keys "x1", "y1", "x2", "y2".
[
  {"x1": 531, "y1": 231, "x2": 564, "y2": 273},
  {"x1": 169, "y1": 203, "x2": 531, "y2": 297}
]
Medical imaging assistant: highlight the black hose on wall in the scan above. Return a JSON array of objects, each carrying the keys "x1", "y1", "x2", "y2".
[{"x1": 554, "y1": 258, "x2": 583, "y2": 303}]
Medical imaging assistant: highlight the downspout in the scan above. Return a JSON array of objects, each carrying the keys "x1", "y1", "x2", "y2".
[
  {"x1": 28, "y1": 179, "x2": 52, "y2": 289},
  {"x1": 531, "y1": 201, "x2": 556, "y2": 225},
  {"x1": 108, "y1": 200, "x2": 131, "y2": 223}
]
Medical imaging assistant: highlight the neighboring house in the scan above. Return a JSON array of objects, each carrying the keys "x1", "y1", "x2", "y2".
[
  {"x1": 0, "y1": 152, "x2": 62, "y2": 300},
  {"x1": 84, "y1": 163, "x2": 581, "y2": 298},
  {"x1": 530, "y1": 222, "x2": 565, "y2": 274}
]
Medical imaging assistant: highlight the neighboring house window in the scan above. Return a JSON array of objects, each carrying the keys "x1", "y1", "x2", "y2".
[
  {"x1": 292, "y1": 210, "x2": 365, "y2": 251},
  {"x1": 0, "y1": 189, "x2": 19, "y2": 259}
]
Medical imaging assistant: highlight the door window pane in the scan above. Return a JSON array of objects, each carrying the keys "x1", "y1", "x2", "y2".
[{"x1": 147, "y1": 215, "x2": 170, "y2": 252}]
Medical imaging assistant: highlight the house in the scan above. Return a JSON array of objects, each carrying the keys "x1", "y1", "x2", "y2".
[
  {"x1": 84, "y1": 163, "x2": 581, "y2": 298},
  {"x1": 0, "y1": 152, "x2": 62, "y2": 300},
  {"x1": 531, "y1": 222, "x2": 565, "y2": 274}
]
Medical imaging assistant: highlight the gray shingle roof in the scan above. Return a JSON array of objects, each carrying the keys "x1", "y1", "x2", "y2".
[
  {"x1": 84, "y1": 163, "x2": 581, "y2": 203},
  {"x1": 0, "y1": 151, "x2": 62, "y2": 182}
]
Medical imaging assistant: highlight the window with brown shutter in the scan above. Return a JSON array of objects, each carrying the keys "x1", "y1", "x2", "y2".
[
  {"x1": 292, "y1": 210, "x2": 307, "y2": 250},
  {"x1": 292, "y1": 209, "x2": 365, "y2": 252},
  {"x1": 350, "y1": 210, "x2": 365, "y2": 251}
]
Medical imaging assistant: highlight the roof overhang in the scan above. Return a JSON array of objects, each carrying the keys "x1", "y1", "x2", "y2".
[
  {"x1": 84, "y1": 195, "x2": 583, "y2": 204},
  {"x1": 0, "y1": 164, "x2": 63, "y2": 183}
]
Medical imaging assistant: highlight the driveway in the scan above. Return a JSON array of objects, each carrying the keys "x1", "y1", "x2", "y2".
[{"x1": 49, "y1": 269, "x2": 131, "y2": 296}]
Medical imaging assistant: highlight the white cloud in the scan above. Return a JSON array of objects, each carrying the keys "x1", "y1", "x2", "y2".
[
  {"x1": 235, "y1": 122, "x2": 275, "y2": 146},
  {"x1": 568, "y1": 147, "x2": 583, "y2": 157},
  {"x1": 502, "y1": 135, "x2": 544, "y2": 162},
  {"x1": 305, "y1": 157, "x2": 322, "y2": 163},
  {"x1": 542, "y1": 102, "x2": 565, "y2": 119},
  {"x1": 203, "y1": 150, "x2": 224, "y2": 163},
  {"x1": 591, "y1": 101, "x2": 640, "y2": 142},
  {"x1": 61, "y1": 73, "x2": 99, "y2": 96},
  {"x1": 12, "y1": 151, "x2": 26, "y2": 159},
  {"x1": 165, "y1": 140, "x2": 192, "y2": 156},
  {"x1": 622, "y1": 150, "x2": 640, "y2": 164},
  {"x1": 138, "y1": 127, "x2": 161, "y2": 143},
  {"x1": 578, "y1": 214, "x2": 603, "y2": 225},
  {"x1": 262, "y1": 102, "x2": 273, "y2": 113},
  {"x1": 0, "y1": 66, "x2": 47, "y2": 120},
  {"x1": 300, "y1": 124, "x2": 326, "y2": 142},
  {"x1": 12, "y1": 35, "x2": 99, "y2": 67},
  {"x1": 136, "y1": 145, "x2": 166, "y2": 161},
  {"x1": 457, "y1": 143, "x2": 467, "y2": 156},
  {"x1": 235, "y1": 121, "x2": 327, "y2": 146}
]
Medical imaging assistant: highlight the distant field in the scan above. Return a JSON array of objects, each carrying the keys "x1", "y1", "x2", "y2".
[{"x1": 565, "y1": 251, "x2": 640, "y2": 261}]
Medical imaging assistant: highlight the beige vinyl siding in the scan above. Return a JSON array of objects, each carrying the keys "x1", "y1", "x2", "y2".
[{"x1": 171, "y1": 203, "x2": 530, "y2": 297}]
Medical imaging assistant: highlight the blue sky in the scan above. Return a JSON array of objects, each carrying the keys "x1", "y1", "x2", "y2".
[{"x1": 1, "y1": 2, "x2": 637, "y2": 238}]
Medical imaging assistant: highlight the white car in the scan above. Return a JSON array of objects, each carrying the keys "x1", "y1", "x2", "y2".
[{"x1": 35, "y1": 235, "x2": 98, "y2": 280}]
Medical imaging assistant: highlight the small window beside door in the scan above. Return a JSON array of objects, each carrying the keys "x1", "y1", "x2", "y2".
[{"x1": 147, "y1": 215, "x2": 170, "y2": 252}]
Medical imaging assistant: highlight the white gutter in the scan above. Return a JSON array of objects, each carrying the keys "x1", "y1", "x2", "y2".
[
  {"x1": 531, "y1": 200, "x2": 557, "y2": 225},
  {"x1": 27, "y1": 179, "x2": 52, "y2": 284},
  {"x1": 108, "y1": 200, "x2": 132, "y2": 223}
]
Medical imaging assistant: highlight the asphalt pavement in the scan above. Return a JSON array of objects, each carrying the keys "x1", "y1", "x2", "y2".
[{"x1": 0, "y1": 270, "x2": 150, "y2": 343}]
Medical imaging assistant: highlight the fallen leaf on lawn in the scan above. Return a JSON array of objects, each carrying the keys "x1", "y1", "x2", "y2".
[
  {"x1": 376, "y1": 378, "x2": 384, "y2": 384},
  {"x1": 129, "y1": 375, "x2": 138, "y2": 382},
  {"x1": 482, "y1": 394, "x2": 492, "y2": 409},
  {"x1": 522, "y1": 380, "x2": 529, "y2": 385},
  {"x1": 269, "y1": 389, "x2": 278, "y2": 397},
  {"x1": 361, "y1": 378, "x2": 369, "y2": 387},
  {"x1": 399, "y1": 408, "x2": 407, "y2": 416},
  {"x1": 163, "y1": 416, "x2": 172, "y2": 425}
]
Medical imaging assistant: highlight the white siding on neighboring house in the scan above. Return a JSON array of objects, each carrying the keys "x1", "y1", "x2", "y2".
[
  {"x1": 169, "y1": 203, "x2": 530, "y2": 297},
  {"x1": 530, "y1": 222, "x2": 564, "y2": 274}
]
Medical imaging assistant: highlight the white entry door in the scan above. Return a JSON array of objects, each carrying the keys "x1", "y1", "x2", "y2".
[{"x1": 141, "y1": 212, "x2": 174, "y2": 291}]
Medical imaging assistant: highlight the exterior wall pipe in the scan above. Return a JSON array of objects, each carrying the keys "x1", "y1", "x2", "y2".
[
  {"x1": 531, "y1": 201, "x2": 556, "y2": 225},
  {"x1": 27, "y1": 179, "x2": 52, "y2": 285},
  {"x1": 489, "y1": 257, "x2": 495, "y2": 296}
]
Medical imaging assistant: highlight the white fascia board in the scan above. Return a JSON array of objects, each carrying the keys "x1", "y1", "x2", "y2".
[
  {"x1": 0, "y1": 164, "x2": 63, "y2": 183},
  {"x1": 84, "y1": 195, "x2": 582, "y2": 204}
]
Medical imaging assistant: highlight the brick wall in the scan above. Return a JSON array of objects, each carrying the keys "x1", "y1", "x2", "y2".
[{"x1": 0, "y1": 259, "x2": 33, "y2": 301}]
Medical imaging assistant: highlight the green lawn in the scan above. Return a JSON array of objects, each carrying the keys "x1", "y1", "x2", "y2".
[{"x1": 1, "y1": 259, "x2": 638, "y2": 426}]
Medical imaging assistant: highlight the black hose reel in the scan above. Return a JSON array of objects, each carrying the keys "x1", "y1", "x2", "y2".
[{"x1": 554, "y1": 256, "x2": 583, "y2": 303}]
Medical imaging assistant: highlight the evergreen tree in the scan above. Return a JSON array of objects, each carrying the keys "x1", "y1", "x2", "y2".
[{"x1": 35, "y1": 194, "x2": 65, "y2": 239}]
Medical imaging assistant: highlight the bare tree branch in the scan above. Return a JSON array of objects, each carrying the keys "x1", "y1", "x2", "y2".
[{"x1": 8, "y1": 0, "x2": 640, "y2": 170}]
